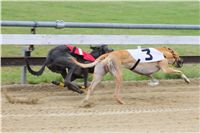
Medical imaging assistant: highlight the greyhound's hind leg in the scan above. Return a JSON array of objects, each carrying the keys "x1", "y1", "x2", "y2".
[
  {"x1": 81, "y1": 64, "x2": 106, "y2": 107},
  {"x1": 63, "y1": 67, "x2": 84, "y2": 94},
  {"x1": 53, "y1": 57, "x2": 84, "y2": 93},
  {"x1": 82, "y1": 69, "x2": 89, "y2": 89},
  {"x1": 81, "y1": 74, "x2": 104, "y2": 107},
  {"x1": 113, "y1": 75, "x2": 125, "y2": 104},
  {"x1": 109, "y1": 59, "x2": 125, "y2": 104}
]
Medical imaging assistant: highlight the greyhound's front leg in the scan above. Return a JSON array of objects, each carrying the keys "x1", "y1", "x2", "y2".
[
  {"x1": 159, "y1": 61, "x2": 190, "y2": 83},
  {"x1": 64, "y1": 67, "x2": 84, "y2": 94},
  {"x1": 162, "y1": 67, "x2": 190, "y2": 83},
  {"x1": 147, "y1": 75, "x2": 159, "y2": 86}
]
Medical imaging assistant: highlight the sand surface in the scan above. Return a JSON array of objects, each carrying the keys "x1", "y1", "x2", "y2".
[{"x1": 1, "y1": 79, "x2": 200, "y2": 133}]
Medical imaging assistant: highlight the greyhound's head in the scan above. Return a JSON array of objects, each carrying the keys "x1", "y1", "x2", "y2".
[
  {"x1": 90, "y1": 45, "x2": 114, "y2": 59},
  {"x1": 162, "y1": 47, "x2": 183, "y2": 68}
]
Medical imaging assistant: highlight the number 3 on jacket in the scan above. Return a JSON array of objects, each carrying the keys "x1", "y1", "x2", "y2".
[{"x1": 127, "y1": 48, "x2": 165, "y2": 63}]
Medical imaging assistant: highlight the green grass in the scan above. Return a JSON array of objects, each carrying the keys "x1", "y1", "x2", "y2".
[
  {"x1": 1, "y1": 64, "x2": 200, "y2": 85},
  {"x1": 1, "y1": 1, "x2": 200, "y2": 35},
  {"x1": 1, "y1": 1, "x2": 200, "y2": 85},
  {"x1": 2, "y1": 1, "x2": 199, "y2": 24}
]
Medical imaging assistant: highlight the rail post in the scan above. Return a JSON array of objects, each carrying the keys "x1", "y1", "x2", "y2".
[
  {"x1": 21, "y1": 47, "x2": 30, "y2": 84},
  {"x1": 21, "y1": 28, "x2": 36, "y2": 84}
]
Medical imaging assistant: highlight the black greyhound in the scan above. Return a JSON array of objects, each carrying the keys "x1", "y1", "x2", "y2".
[{"x1": 25, "y1": 45, "x2": 113, "y2": 94}]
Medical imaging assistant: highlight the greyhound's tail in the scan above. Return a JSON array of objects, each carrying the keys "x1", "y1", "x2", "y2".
[
  {"x1": 25, "y1": 58, "x2": 47, "y2": 76},
  {"x1": 70, "y1": 54, "x2": 108, "y2": 68}
]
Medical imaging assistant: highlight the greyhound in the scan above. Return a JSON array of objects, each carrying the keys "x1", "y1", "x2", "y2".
[
  {"x1": 25, "y1": 45, "x2": 113, "y2": 94},
  {"x1": 70, "y1": 47, "x2": 190, "y2": 105}
]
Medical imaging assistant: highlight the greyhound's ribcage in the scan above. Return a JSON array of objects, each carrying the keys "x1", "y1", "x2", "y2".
[{"x1": 132, "y1": 62, "x2": 160, "y2": 75}]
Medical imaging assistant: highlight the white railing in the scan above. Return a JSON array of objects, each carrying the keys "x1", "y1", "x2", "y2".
[{"x1": 2, "y1": 34, "x2": 200, "y2": 45}]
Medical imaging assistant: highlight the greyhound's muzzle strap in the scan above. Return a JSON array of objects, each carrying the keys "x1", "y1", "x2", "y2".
[{"x1": 130, "y1": 59, "x2": 140, "y2": 71}]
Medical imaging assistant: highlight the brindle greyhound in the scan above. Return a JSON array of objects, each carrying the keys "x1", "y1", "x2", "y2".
[
  {"x1": 70, "y1": 47, "x2": 190, "y2": 105},
  {"x1": 25, "y1": 45, "x2": 113, "y2": 94}
]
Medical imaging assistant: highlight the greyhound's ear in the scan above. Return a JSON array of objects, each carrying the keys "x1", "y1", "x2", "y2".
[
  {"x1": 102, "y1": 45, "x2": 108, "y2": 50},
  {"x1": 103, "y1": 45, "x2": 108, "y2": 48}
]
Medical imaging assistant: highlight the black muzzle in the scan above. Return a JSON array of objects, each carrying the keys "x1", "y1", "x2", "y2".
[
  {"x1": 107, "y1": 48, "x2": 114, "y2": 53},
  {"x1": 175, "y1": 58, "x2": 184, "y2": 68}
]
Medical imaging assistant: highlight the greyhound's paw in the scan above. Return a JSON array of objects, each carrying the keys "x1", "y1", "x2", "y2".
[
  {"x1": 184, "y1": 78, "x2": 190, "y2": 84},
  {"x1": 81, "y1": 86, "x2": 87, "y2": 89},
  {"x1": 148, "y1": 80, "x2": 159, "y2": 86},
  {"x1": 52, "y1": 81, "x2": 60, "y2": 86},
  {"x1": 114, "y1": 95, "x2": 126, "y2": 105},
  {"x1": 79, "y1": 99, "x2": 95, "y2": 108},
  {"x1": 68, "y1": 86, "x2": 84, "y2": 94},
  {"x1": 77, "y1": 89, "x2": 84, "y2": 94},
  {"x1": 117, "y1": 100, "x2": 126, "y2": 105},
  {"x1": 52, "y1": 81, "x2": 64, "y2": 88},
  {"x1": 181, "y1": 74, "x2": 190, "y2": 84},
  {"x1": 70, "y1": 89, "x2": 84, "y2": 94}
]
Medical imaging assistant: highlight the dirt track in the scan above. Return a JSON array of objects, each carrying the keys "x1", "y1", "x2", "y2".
[{"x1": 1, "y1": 79, "x2": 200, "y2": 133}]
